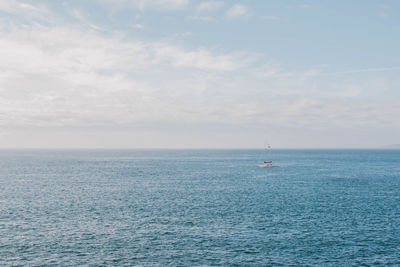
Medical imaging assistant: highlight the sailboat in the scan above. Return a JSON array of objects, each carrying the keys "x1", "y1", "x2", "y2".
[{"x1": 258, "y1": 144, "x2": 279, "y2": 168}]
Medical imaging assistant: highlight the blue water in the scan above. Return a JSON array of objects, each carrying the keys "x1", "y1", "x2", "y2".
[{"x1": 0, "y1": 149, "x2": 399, "y2": 266}]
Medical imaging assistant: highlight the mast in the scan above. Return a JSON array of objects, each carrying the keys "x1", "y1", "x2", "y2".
[{"x1": 264, "y1": 143, "x2": 272, "y2": 163}]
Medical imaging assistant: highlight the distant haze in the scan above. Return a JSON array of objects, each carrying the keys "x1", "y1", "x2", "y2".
[
  {"x1": 0, "y1": 0, "x2": 399, "y2": 148},
  {"x1": 381, "y1": 144, "x2": 400, "y2": 149}
]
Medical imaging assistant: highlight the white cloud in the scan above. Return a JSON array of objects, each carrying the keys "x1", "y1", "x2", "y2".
[
  {"x1": 196, "y1": 1, "x2": 223, "y2": 12},
  {"x1": 0, "y1": 0, "x2": 51, "y2": 21},
  {"x1": 169, "y1": 31, "x2": 193, "y2": 38},
  {"x1": 153, "y1": 45, "x2": 252, "y2": 71},
  {"x1": 0, "y1": 24, "x2": 256, "y2": 129},
  {"x1": 187, "y1": 15, "x2": 216, "y2": 22},
  {"x1": 1, "y1": 22, "x2": 398, "y2": 136},
  {"x1": 225, "y1": 4, "x2": 248, "y2": 19},
  {"x1": 0, "y1": 0, "x2": 31, "y2": 12},
  {"x1": 130, "y1": 23, "x2": 145, "y2": 29},
  {"x1": 68, "y1": 9, "x2": 105, "y2": 32},
  {"x1": 1, "y1": 23, "x2": 398, "y2": 133},
  {"x1": 100, "y1": 0, "x2": 189, "y2": 11}
]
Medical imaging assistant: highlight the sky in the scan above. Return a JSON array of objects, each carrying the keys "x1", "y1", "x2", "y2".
[{"x1": 0, "y1": 0, "x2": 399, "y2": 149}]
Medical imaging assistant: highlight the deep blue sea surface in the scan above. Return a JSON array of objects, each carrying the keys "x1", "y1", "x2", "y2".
[{"x1": 0, "y1": 149, "x2": 399, "y2": 266}]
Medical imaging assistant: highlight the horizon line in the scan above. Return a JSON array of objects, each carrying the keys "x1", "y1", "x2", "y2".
[{"x1": 0, "y1": 147, "x2": 398, "y2": 150}]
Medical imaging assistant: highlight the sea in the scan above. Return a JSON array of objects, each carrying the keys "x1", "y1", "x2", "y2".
[{"x1": 0, "y1": 149, "x2": 399, "y2": 266}]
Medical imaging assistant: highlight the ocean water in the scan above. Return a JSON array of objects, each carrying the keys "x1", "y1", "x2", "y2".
[{"x1": 0, "y1": 149, "x2": 399, "y2": 266}]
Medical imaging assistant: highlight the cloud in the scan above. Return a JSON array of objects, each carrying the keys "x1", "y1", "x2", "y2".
[
  {"x1": 0, "y1": 24, "x2": 257, "y2": 129},
  {"x1": 100, "y1": 0, "x2": 189, "y2": 11},
  {"x1": 0, "y1": 0, "x2": 51, "y2": 22},
  {"x1": 170, "y1": 31, "x2": 193, "y2": 38},
  {"x1": 129, "y1": 23, "x2": 145, "y2": 29},
  {"x1": 0, "y1": 0, "x2": 35, "y2": 12},
  {"x1": 196, "y1": 1, "x2": 223, "y2": 12},
  {"x1": 187, "y1": 15, "x2": 216, "y2": 22},
  {"x1": 225, "y1": 4, "x2": 248, "y2": 19},
  {"x1": 1, "y1": 22, "x2": 398, "y2": 132},
  {"x1": 153, "y1": 45, "x2": 253, "y2": 71}
]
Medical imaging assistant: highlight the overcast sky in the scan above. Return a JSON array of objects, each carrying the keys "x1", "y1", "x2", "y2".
[{"x1": 0, "y1": 0, "x2": 399, "y2": 148}]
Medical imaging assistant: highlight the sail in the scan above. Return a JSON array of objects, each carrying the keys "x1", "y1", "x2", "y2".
[{"x1": 258, "y1": 143, "x2": 279, "y2": 167}]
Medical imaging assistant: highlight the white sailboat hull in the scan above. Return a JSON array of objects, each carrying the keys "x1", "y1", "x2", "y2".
[{"x1": 258, "y1": 163, "x2": 279, "y2": 168}]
